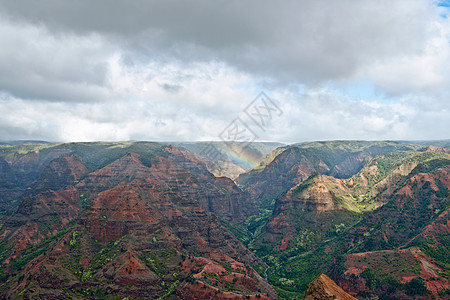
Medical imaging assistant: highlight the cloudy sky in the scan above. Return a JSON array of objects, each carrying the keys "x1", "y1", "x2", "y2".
[{"x1": 0, "y1": 0, "x2": 449, "y2": 143}]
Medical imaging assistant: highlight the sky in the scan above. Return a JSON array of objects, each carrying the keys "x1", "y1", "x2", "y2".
[{"x1": 0, "y1": 0, "x2": 449, "y2": 144}]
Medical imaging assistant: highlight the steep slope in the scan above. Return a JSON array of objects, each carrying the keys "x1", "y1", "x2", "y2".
[
  {"x1": 2, "y1": 140, "x2": 449, "y2": 299},
  {"x1": 30, "y1": 154, "x2": 88, "y2": 191},
  {"x1": 244, "y1": 148, "x2": 450, "y2": 298},
  {"x1": 0, "y1": 145, "x2": 73, "y2": 214},
  {"x1": 0, "y1": 156, "x2": 20, "y2": 212},
  {"x1": 338, "y1": 247, "x2": 448, "y2": 299},
  {"x1": 77, "y1": 150, "x2": 256, "y2": 222},
  {"x1": 2, "y1": 146, "x2": 71, "y2": 188},
  {"x1": 274, "y1": 174, "x2": 360, "y2": 215},
  {"x1": 0, "y1": 141, "x2": 168, "y2": 197},
  {"x1": 302, "y1": 274, "x2": 357, "y2": 300},
  {"x1": 349, "y1": 149, "x2": 450, "y2": 199},
  {"x1": 5, "y1": 155, "x2": 88, "y2": 227},
  {"x1": 0, "y1": 142, "x2": 272, "y2": 299},
  {"x1": 256, "y1": 174, "x2": 360, "y2": 253},
  {"x1": 345, "y1": 157, "x2": 450, "y2": 252},
  {"x1": 0, "y1": 140, "x2": 275, "y2": 215},
  {"x1": 332, "y1": 162, "x2": 449, "y2": 298},
  {"x1": 1, "y1": 143, "x2": 256, "y2": 263},
  {"x1": 0, "y1": 155, "x2": 89, "y2": 268},
  {"x1": 241, "y1": 173, "x2": 362, "y2": 298},
  {"x1": 0, "y1": 176, "x2": 275, "y2": 299}
]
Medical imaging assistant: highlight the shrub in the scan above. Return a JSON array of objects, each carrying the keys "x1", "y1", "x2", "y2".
[{"x1": 405, "y1": 277, "x2": 427, "y2": 295}]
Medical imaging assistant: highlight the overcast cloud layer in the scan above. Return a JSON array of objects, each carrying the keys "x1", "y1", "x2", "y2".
[{"x1": 0, "y1": 0, "x2": 449, "y2": 143}]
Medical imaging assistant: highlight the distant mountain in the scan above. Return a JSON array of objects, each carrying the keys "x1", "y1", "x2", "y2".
[
  {"x1": 236, "y1": 141, "x2": 427, "y2": 208},
  {"x1": 399, "y1": 139, "x2": 450, "y2": 148},
  {"x1": 0, "y1": 140, "x2": 53, "y2": 145}
]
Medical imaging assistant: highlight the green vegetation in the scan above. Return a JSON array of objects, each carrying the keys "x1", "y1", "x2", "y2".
[
  {"x1": 435, "y1": 178, "x2": 449, "y2": 198},
  {"x1": 262, "y1": 244, "x2": 339, "y2": 296},
  {"x1": 354, "y1": 151, "x2": 449, "y2": 189},
  {"x1": 245, "y1": 208, "x2": 273, "y2": 237},
  {"x1": 219, "y1": 219, "x2": 252, "y2": 246},
  {"x1": 69, "y1": 230, "x2": 79, "y2": 248},
  {"x1": 157, "y1": 279, "x2": 179, "y2": 300},
  {"x1": 291, "y1": 173, "x2": 319, "y2": 197},
  {"x1": 142, "y1": 247, "x2": 178, "y2": 278},
  {"x1": 144, "y1": 255, "x2": 169, "y2": 278},
  {"x1": 61, "y1": 233, "x2": 127, "y2": 283},
  {"x1": 245, "y1": 207, "x2": 361, "y2": 297},
  {"x1": 9, "y1": 227, "x2": 73, "y2": 273},
  {"x1": 79, "y1": 193, "x2": 89, "y2": 208},
  {"x1": 0, "y1": 143, "x2": 58, "y2": 156},
  {"x1": 0, "y1": 240, "x2": 11, "y2": 282},
  {"x1": 409, "y1": 225, "x2": 450, "y2": 276},
  {"x1": 405, "y1": 277, "x2": 427, "y2": 295},
  {"x1": 410, "y1": 157, "x2": 450, "y2": 176},
  {"x1": 64, "y1": 141, "x2": 169, "y2": 171},
  {"x1": 89, "y1": 236, "x2": 126, "y2": 272},
  {"x1": 293, "y1": 141, "x2": 425, "y2": 177}
]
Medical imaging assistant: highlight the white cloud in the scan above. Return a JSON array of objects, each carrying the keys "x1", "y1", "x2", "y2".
[{"x1": 365, "y1": 16, "x2": 450, "y2": 95}]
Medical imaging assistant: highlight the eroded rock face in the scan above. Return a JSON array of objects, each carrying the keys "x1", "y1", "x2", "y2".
[
  {"x1": 78, "y1": 151, "x2": 256, "y2": 222},
  {"x1": 330, "y1": 152, "x2": 372, "y2": 179},
  {"x1": 426, "y1": 146, "x2": 450, "y2": 154},
  {"x1": 0, "y1": 144, "x2": 274, "y2": 299},
  {"x1": 31, "y1": 154, "x2": 88, "y2": 191},
  {"x1": 0, "y1": 156, "x2": 13, "y2": 183},
  {"x1": 2, "y1": 174, "x2": 275, "y2": 299},
  {"x1": 178, "y1": 254, "x2": 276, "y2": 299},
  {"x1": 261, "y1": 174, "x2": 358, "y2": 252},
  {"x1": 0, "y1": 156, "x2": 20, "y2": 211},
  {"x1": 302, "y1": 274, "x2": 357, "y2": 300},
  {"x1": 83, "y1": 178, "x2": 181, "y2": 245},
  {"x1": 333, "y1": 165, "x2": 450, "y2": 298},
  {"x1": 240, "y1": 148, "x2": 318, "y2": 201},
  {"x1": 164, "y1": 145, "x2": 212, "y2": 178},
  {"x1": 81, "y1": 175, "x2": 262, "y2": 265},
  {"x1": 101, "y1": 249, "x2": 160, "y2": 285},
  {"x1": 77, "y1": 152, "x2": 152, "y2": 194},
  {"x1": 274, "y1": 175, "x2": 342, "y2": 215},
  {"x1": 2, "y1": 155, "x2": 88, "y2": 247},
  {"x1": 345, "y1": 166, "x2": 450, "y2": 253},
  {"x1": 0, "y1": 148, "x2": 79, "y2": 213},
  {"x1": 7, "y1": 148, "x2": 72, "y2": 187}
]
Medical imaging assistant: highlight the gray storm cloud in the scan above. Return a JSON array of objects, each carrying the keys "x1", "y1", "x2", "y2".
[{"x1": 0, "y1": 0, "x2": 437, "y2": 84}]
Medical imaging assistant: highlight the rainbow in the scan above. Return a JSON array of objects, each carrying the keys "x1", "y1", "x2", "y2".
[{"x1": 222, "y1": 146, "x2": 264, "y2": 169}]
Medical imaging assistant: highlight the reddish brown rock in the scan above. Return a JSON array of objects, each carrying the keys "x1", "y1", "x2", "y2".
[
  {"x1": 31, "y1": 154, "x2": 87, "y2": 191},
  {"x1": 426, "y1": 146, "x2": 450, "y2": 154},
  {"x1": 101, "y1": 248, "x2": 160, "y2": 285},
  {"x1": 302, "y1": 274, "x2": 357, "y2": 300}
]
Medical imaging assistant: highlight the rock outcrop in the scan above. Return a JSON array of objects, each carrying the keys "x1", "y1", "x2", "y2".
[{"x1": 302, "y1": 274, "x2": 357, "y2": 300}]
